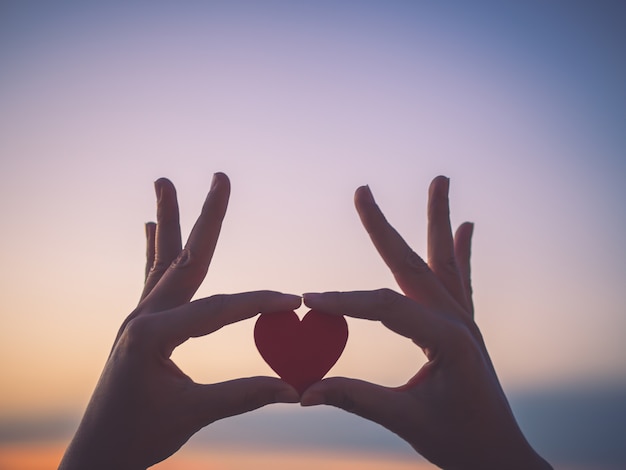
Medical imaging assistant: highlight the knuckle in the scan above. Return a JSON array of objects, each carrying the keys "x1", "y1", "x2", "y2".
[
  {"x1": 149, "y1": 259, "x2": 170, "y2": 276},
  {"x1": 394, "y1": 250, "x2": 430, "y2": 276},
  {"x1": 119, "y1": 315, "x2": 152, "y2": 353},
  {"x1": 171, "y1": 248, "x2": 192, "y2": 269},
  {"x1": 209, "y1": 293, "x2": 227, "y2": 310},
  {"x1": 435, "y1": 256, "x2": 459, "y2": 274},
  {"x1": 444, "y1": 319, "x2": 482, "y2": 357},
  {"x1": 443, "y1": 255, "x2": 458, "y2": 273},
  {"x1": 171, "y1": 248, "x2": 209, "y2": 278},
  {"x1": 202, "y1": 293, "x2": 227, "y2": 320},
  {"x1": 328, "y1": 389, "x2": 358, "y2": 413},
  {"x1": 431, "y1": 255, "x2": 459, "y2": 277},
  {"x1": 375, "y1": 288, "x2": 401, "y2": 308}
]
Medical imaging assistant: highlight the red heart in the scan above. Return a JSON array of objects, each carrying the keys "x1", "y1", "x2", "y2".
[{"x1": 254, "y1": 310, "x2": 348, "y2": 395}]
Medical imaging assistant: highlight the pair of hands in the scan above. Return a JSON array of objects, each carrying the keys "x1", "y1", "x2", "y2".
[{"x1": 59, "y1": 173, "x2": 551, "y2": 470}]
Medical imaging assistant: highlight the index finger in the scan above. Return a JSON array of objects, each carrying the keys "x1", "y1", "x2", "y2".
[
  {"x1": 354, "y1": 185, "x2": 460, "y2": 313},
  {"x1": 152, "y1": 291, "x2": 303, "y2": 352},
  {"x1": 303, "y1": 289, "x2": 442, "y2": 351}
]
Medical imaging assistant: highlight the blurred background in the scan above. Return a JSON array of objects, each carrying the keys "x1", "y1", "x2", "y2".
[{"x1": 1, "y1": 1, "x2": 625, "y2": 468}]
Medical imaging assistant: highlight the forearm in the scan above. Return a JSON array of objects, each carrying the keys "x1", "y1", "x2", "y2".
[{"x1": 448, "y1": 424, "x2": 552, "y2": 470}]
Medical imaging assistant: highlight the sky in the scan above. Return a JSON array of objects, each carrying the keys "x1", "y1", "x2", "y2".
[{"x1": 1, "y1": 1, "x2": 625, "y2": 468}]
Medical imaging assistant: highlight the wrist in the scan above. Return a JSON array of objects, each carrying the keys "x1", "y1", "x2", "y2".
[
  {"x1": 60, "y1": 449, "x2": 146, "y2": 470},
  {"x1": 455, "y1": 437, "x2": 552, "y2": 470},
  {"x1": 59, "y1": 429, "x2": 147, "y2": 470}
]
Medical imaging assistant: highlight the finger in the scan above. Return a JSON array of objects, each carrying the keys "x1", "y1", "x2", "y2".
[
  {"x1": 301, "y1": 377, "x2": 418, "y2": 439},
  {"x1": 152, "y1": 291, "x2": 302, "y2": 351},
  {"x1": 427, "y1": 176, "x2": 468, "y2": 311},
  {"x1": 190, "y1": 377, "x2": 299, "y2": 425},
  {"x1": 144, "y1": 222, "x2": 156, "y2": 282},
  {"x1": 141, "y1": 178, "x2": 182, "y2": 301},
  {"x1": 303, "y1": 289, "x2": 441, "y2": 351},
  {"x1": 454, "y1": 222, "x2": 474, "y2": 317},
  {"x1": 354, "y1": 185, "x2": 458, "y2": 311},
  {"x1": 142, "y1": 172, "x2": 230, "y2": 311}
]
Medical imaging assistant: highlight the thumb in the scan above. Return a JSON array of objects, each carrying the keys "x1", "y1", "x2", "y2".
[
  {"x1": 192, "y1": 377, "x2": 299, "y2": 424},
  {"x1": 301, "y1": 377, "x2": 409, "y2": 432}
]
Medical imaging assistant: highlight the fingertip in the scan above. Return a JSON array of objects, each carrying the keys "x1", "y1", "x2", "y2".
[
  {"x1": 302, "y1": 292, "x2": 346, "y2": 314},
  {"x1": 154, "y1": 178, "x2": 178, "y2": 213},
  {"x1": 455, "y1": 221, "x2": 475, "y2": 240},
  {"x1": 300, "y1": 389, "x2": 326, "y2": 407},
  {"x1": 466, "y1": 221, "x2": 475, "y2": 235},
  {"x1": 248, "y1": 378, "x2": 300, "y2": 406},
  {"x1": 213, "y1": 171, "x2": 229, "y2": 180},
  {"x1": 302, "y1": 292, "x2": 321, "y2": 308},
  {"x1": 145, "y1": 221, "x2": 156, "y2": 235},
  {"x1": 275, "y1": 385, "x2": 301, "y2": 404},
  {"x1": 210, "y1": 172, "x2": 231, "y2": 192},
  {"x1": 354, "y1": 185, "x2": 377, "y2": 212},
  {"x1": 154, "y1": 177, "x2": 175, "y2": 194},
  {"x1": 203, "y1": 173, "x2": 231, "y2": 212},
  {"x1": 429, "y1": 175, "x2": 450, "y2": 197},
  {"x1": 154, "y1": 177, "x2": 172, "y2": 184},
  {"x1": 282, "y1": 293, "x2": 303, "y2": 310},
  {"x1": 232, "y1": 291, "x2": 299, "y2": 316},
  {"x1": 257, "y1": 291, "x2": 302, "y2": 310},
  {"x1": 355, "y1": 184, "x2": 374, "y2": 200},
  {"x1": 300, "y1": 379, "x2": 334, "y2": 406}
]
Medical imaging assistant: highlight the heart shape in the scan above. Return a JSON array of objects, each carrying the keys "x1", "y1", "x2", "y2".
[{"x1": 254, "y1": 310, "x2": 348, "y2": 395}]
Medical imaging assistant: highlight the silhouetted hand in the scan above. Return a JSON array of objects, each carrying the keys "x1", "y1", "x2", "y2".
[
  {"x1": 301, "y1": 176, "x2": 552, "y2": 470},
  {"x1": 59, "y1": 173, "x2": 300, "y2": 470}
]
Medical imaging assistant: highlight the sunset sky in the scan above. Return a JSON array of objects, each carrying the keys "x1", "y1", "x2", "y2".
[{"x1": 1, "y1": 1, "x2": 625, "y2": 468}]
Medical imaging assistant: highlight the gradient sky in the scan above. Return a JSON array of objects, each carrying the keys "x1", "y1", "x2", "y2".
[{"x1": 1, "y1": 1, "x2": 625, "y2": 468}]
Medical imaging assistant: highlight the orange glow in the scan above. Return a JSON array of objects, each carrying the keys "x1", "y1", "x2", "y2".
[
  {"x1": 0, "y1": 441, "x2": 607, "y2": 470},
  {"x1": 0, "y1": 441, "x2": 427, "y2": 470},
  {"x1": 155, "y1": 449, "x2": 428, "y2": 470},
  {"x1": 0, "y1": 441, "x2": 66, "y2": 470}
]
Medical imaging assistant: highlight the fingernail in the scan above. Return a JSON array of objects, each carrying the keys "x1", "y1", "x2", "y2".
[
  {"x1": 210, "y1": 172, "x2": 225, "y2": 192},
  {"x1": 435, "y1": 175, "x2": 449, "y2": 194},
  {"x1": 359, "y1": 185, "x2": 375, "y2": 204},
  {"x1": 429, "y1": 176, "x2": 449, "y2": 203},
  {"x1": 154, "y1": 179, "x2": 164, "y2": 202},
  {"x1": 145, "y1": 222, "x2": 156, "y2": 236},
  {"x1": 466, "y1": 222, "x2": 475, "y2": 240}
]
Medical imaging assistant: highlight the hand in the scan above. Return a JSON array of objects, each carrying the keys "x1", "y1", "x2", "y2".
[
  {"x1": 59, "y1": 173, "x2": 301, "y2": 470},
  {"x1": 301, "y1": 176, "x2": 552, "y2": 470}
]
